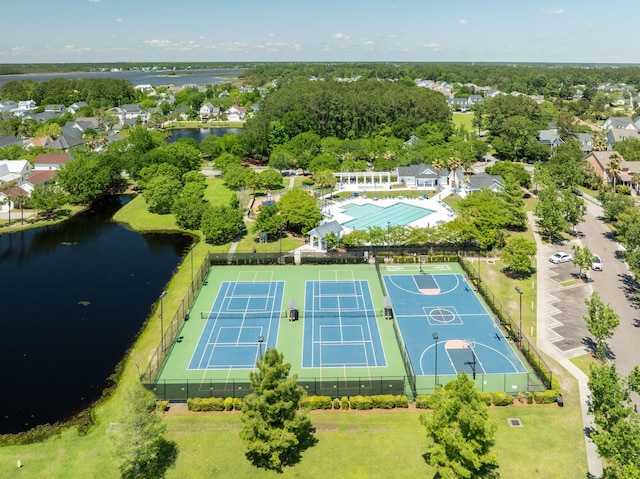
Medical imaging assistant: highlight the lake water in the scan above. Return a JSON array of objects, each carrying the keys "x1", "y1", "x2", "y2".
[
  {"x1": 0, "y1": 68, "x2": 245, "y2": 88},
  {"x1": 0, "y1": 196, "x2": 192, "y2": 433},
  {"x1": 167, "y1": 127, "x2": 241, "y2": 143}
]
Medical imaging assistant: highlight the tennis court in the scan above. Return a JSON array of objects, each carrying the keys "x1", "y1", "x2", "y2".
[
  {"x1": 383, "y1": 263, "x2": 528, "y2": 389},
  {"x1": 340, "y1": 202, "x2": 434, "y2": 230},
  {"x1": 188, "y1": 278, "x2": 284, "y2": 370},
  {"x1": 302, "y1": 275, "x2": 386, "y2": 369}
]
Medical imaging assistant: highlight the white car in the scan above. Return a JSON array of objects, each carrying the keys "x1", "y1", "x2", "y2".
[
  {"x1": 592, "y1": 255, "x2": 603, "y2": 271},
  {"x1": 549, "y1": 252, "x2": 572, "y2": 264}
]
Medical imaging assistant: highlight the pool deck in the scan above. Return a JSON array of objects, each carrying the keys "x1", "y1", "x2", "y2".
[{"x1": 324, "y1": 186, "x2": 457, "y2": 233}]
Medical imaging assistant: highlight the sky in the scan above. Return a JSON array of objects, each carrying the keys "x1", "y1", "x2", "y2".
[{"x1": 1, "y1": 1, "x2": 638, "y2": 64}]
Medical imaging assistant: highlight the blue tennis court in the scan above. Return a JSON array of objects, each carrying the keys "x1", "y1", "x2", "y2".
[
  {"x1": 383, "y1": 273, "x2": 526, "y2": 377},
  {"x1": 302, "y1": 280, "x2": 386, "y2": 368},
  {"x1": 340, "y1": 202, "x2": 434, "y2": 230},
  {"x1": 188, "y1": 281, "x2": 284, "y2": 370}
]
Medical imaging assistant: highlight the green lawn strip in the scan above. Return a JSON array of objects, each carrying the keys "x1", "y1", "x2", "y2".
[
  {"x1": 570, "y1": 354, "x2": 597, "y2": 376},
  {"x1": 202, "y1": 177, "x2": 235, "y2": 205},
  {"x1": 452, "y1": 112, "x2": 474, "y2": 132}
]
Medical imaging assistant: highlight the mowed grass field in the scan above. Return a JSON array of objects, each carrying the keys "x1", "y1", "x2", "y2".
[{"x1": 452, "y1": 112, "x2": 474, "y2": 131}]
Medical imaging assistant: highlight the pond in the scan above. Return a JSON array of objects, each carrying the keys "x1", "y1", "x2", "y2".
[
  {"x1": 0, "y1": 196, "x2": 193, "y2": 433},
  {"x1": 167, "y1": 127, "x2": 241, "y2": 143}
]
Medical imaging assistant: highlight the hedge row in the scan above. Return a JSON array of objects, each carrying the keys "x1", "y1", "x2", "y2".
[
  {"x1": 186, "y1": 397, "x2": 242, "y2": 412},
  {"x1": 184, "y1": 395, "x2": 409, "y2": 412},
  {"x1": 415, "y1": 390, "x2": 560, "y2": 408}
]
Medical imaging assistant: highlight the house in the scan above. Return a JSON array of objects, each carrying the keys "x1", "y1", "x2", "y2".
[
  {"x1": 67, "y1": 101, "x2": 89, "y2": 115},
  {"x1": 463, "y1": 173, "x2": 505, "y2": 194},
  {"x1": 538, "y1": 128, "x2": 564, "y2": 148},
  {"x1": 606, "y1": 129, "x2": 640, "y2": 151},
  {"x1": 225, "y1": 105, "x2": 246, "y2": 122},
  {"x1": 583, "y1": 151, "x2": 622, "y2": 182},
  {"x1": 44, "y1": 104, "x2": 66, "y2": 114},
  {"x1": 199, "y1": 102, "x2": 220, "y2": 119},
  {"x1": 34, "y1": 152, "x2": 72, "y2": 170},
  {"x1": 48, "y1": 135, "x2": 84, "y2": 151},
  {"x1": 0, "y1": 100, "x2": 17, "y2": 113},
  {"x1": 0, "y1": 191, "x2": 9, "y2": 213},
  {"x1": 447, "y1": 98, "x2": 469, "y2": 111},
  {"x1": 0, "y1": 159, "x2": 32, "y2": 185},
  {"x1": 602, "y1": 116, "x2": 637, "y2": 131},
  {"x1": 468, "y1": 95, "x2": 484, "y2": 105},
  {"x1": 576, "y1": 133, "x2": 593, "y2": 154},
  {"x1": 22, "y1": 111, "x2": 59, "y2": 123},
  {"x1": 24, "y1": 136, "x2": 54, "y2": 149},
  {"x1": 18, "y1": 170, "x2": 57, "y2": 194},
  {"x1": 634, "y1": 116, "x2": 640, "y2": 130},
  {"x1": 13, "y1": 100, "x2": 37, "y2": 113},
  {"x1": 0, "y1": 136, "x2": 23, "y2": 149},
  {"x1": 397, "y1": 163, "x2": 448, "y2": 189},
  {"x1": 109, "y1": 104, "x2": 145, "y2": 124},
  {"x1": 306, "y1": 221, "x2": 344, "y2": 251}
]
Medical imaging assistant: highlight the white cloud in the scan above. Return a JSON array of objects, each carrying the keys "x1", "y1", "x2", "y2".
[
  {"x1": 88, "y1": 0, "x2": 101, "y2": 2},
  {"x1": 332, "y1": 33, "x2": 350, "y2": 40},
  {"x1": 423, "y1": 43, "x2": 443, "y2": 49},
  {"x1": 539, "y1": 8, "x2": 564, "y2": 14},
  {"x1": 143, "y1": 39, "x2": 174, "y2": 47},
  {"x1": 115, "y1": 18, "x2": 123, "y2": 23},
  {"x1": 458, "y1": 19, "x2": 468, "y2": 25},
  {"x1": 293, "y1": 44, "x2": 302, "y2": 51},
  {"x1": 363, "y1": 40, "x2": 375, "y2": 46}
]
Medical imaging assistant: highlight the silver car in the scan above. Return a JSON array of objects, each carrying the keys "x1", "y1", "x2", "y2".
[
  {"x1": 549, "y1": 252, "x2": 572, "y2": 264},
  {"x1": 592, "y1": 255, "x2": 603, "y2": 271}
]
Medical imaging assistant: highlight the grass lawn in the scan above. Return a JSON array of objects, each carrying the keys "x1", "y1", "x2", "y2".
[
  {"x1": 453, "y1": 112, "x2": 474, "y2": 132},
  {"x1": 570, "y1": 354, "x2": 597, "y2": 376}
]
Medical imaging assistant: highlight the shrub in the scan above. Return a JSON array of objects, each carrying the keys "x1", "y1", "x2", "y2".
[
  {"x1": 415, "y1": 395, "x2": 430, "y2": 409},
  {"x1": 187, "y1": 397, "x2": 225, "y2": 412},
  {"x1": 526, "y1": 391, "x2": 534, "y2": 404},
  {"x1": 349, "y1": 395, "x2": 373, "y2": 410},
  {"x1": 233, "y1": 397, "x2": 242, "y2": 411},
  {"x1": 616, "y1": 185, "x2": 631, "y2": 195},
  {"x1": 332, "y1": 398, "x2": 341, "y2": 410},
  {"x1": 479, "y1": 392, "x2": 492, "y2": 406},
  {"x1": 371, "y1": 394, "x2": 396, "y2": 409},
  {"x1": 155, "y1": 400, "x2": 169, "y2": 412},
  {"x1": 341, "y1": 396, "x2": 349, "y2": 410},
  {"x1": 394, "y1": 395, "x2": 409, "y2": 408},
  {"x1": 300, "y1": 395, "x2": 333, "y2": 410},
  {"x1": 517, "y1": 392, "x2": 526, "y2": 403},
  {"x1": 491, "y1": 391, "x2": 514, "y2": 406},
  {"x1": 534, "y1": 390, "x2": 559, "y2": 404},
  {"x1": 223, "y1": 397, "x2": 234, "y2": 411}
]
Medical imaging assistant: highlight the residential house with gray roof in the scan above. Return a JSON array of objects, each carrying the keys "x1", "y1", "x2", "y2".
[
  {"x1": 602, "y1": 116, "x2": 637, "y2": 131},
  {"x1": 397, "y1": 163, "x2": 448, "y2": 189},
  {"x1": 463, "y1": 173, "x2": 505, "y2": 194},
  {"x1": 606, "y1": 129, "x2": 640, "y2": 151}
]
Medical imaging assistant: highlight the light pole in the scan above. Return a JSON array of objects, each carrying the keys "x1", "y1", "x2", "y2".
[
  {"x1": 258, "y1": 335, "x2": 265, "y2": 358},
  {"x1": 387, "y1": 221, "x2": 391, "y2": 261},
  {"x1": 515, "y1": 286, "x2": 523, "y2": 347},
  {"x1": 432, "y1": 332, "x2": 439, "y2": 389},
  {"x1": 159, "y1": 291, "x2": 167, "y2": 352},
  {"x1": 190, "y1": 242, "x2": 196, "y2": 294}
]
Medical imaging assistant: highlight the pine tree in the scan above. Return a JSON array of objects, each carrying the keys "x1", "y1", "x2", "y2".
[
  {"x1": 421, "y1": 373, "x2": 499, "y2": 479},
  {"x1": 239, "y1": 349, "x2": 313, "y2": 471}
]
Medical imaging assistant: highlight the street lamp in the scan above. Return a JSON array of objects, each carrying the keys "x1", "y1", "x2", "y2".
[
  {"x1": 432, "y1": 332, "x2": 439, "y2": 389},
  {"x1": 515, "y1": 286, "x2": 523, "y2": 347},
  {"x1": 190, "y1": 242, "x2": 196, "y2": 294},
  {"x1": 258, "y1": 335, "x2": 265, "y2": 358},
  {"x1": 159, "y1": 291, "x2": 167, "y2": 352}
]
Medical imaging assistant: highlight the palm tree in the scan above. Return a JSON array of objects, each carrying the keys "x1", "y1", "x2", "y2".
[{"x1": 608, "y1": 154, "x2": 622, "y2": 192}]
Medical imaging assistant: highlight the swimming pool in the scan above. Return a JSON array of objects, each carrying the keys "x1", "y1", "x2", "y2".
[{"x1": 340, "y1": 202, "x2": 435, "y2": 230}]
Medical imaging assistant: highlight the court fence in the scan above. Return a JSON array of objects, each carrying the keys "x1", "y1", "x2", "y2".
[
  {"x1": 149, "y1": 376, "x2": 408, "y2": 401},
  {"x1": 141, "y1": 254, "x2": 211, "y2": 386}
]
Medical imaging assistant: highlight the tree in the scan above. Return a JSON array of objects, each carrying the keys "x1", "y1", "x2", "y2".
[
  {"x1": 255, "y1": 169, "x2": 284, "y2": 191},
  {"x1": 144, "y1": 175, "x2": 182, "y2": 214},
  {"x1": 501, "y1": 236, "x2": 537, "y2": 277},
  {"x1": 420, "y1": 373, "x2": 498, "y2": 479},
  {"x1": 239, "y1": 349, "x2": 313, "y2": 471},
  {"x1": 31, "y1": 183, "x2": 66, "y2": 218},
  {"x1": 608, "y1": 154, "x2": 622, "y2": 191},
  {"x1": 572, "y1": 245, "x2": 595, "y2": 280},
  {"x1": 584, "y1": 291, "x2": 620, "y2": 361},
  {"x1": 255, "y1": 204, "x2": 286, "y2": 239},
  {"x1": 561, "y1": 189, "x2": 586, "y2": 235},
  {"x1": 222, "y1": 164, "x2": 255, "y2": 190},
  {"x1": 110, "y1": 383, "x2": 178, "y2": 479},
  {"x1": 171, "y1": 197, "x2": 206, "y2": 230},
  {"x1": 535, "y1": 184, "x2": 566, "y2": 241},
  {"x1": 277, "y1": 188, "x2": 322, "y2": 235},
  {"x1": 200, "y1": 204, "x2": 243, "y2": 244}
]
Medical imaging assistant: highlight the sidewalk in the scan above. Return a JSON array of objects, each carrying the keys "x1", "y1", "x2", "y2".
[{"x1": 529, "y1": 211, "x2": 603, "y2": 477}]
